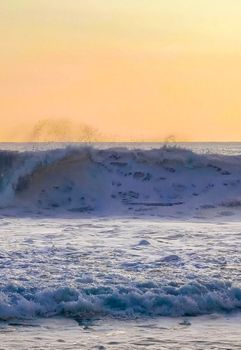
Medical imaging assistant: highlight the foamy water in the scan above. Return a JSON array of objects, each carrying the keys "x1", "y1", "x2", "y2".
[{"x1": 0, "y1": 143, "x2": 241, "y2": 349}]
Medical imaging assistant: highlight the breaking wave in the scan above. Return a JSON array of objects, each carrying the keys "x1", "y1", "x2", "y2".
[
  {"x1": 0, "y1": 280, "x2": 241, "y2": 320},
  {"x1": 0, "y1": 145, "x2": 241, "y2": 217}
]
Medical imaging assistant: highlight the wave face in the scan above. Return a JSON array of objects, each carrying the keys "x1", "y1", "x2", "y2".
[
  {"x1": 1, "y1": 145, "x2": 241, "y2": 217},
  {"x1": 0, "y1": 280, "x2": 241, "y2": 320}
]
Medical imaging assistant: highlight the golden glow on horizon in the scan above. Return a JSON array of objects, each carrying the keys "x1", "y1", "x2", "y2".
[{"x1": 1, "y1": 0, "x2": 241, "y2": 141}]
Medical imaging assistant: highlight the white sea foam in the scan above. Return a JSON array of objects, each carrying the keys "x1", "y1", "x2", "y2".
[{"x1": 0, "y1": 217, "x2": 239, "y2": 322}]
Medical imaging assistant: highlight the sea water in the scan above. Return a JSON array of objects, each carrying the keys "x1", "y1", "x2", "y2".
[{"x1": 0, "y1": 142, "x2": 241, "y2": 349}]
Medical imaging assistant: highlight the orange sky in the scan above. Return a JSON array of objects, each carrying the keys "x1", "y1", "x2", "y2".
[{"x1": 1, "y1": 0, "x2": 241, "y2": 141}]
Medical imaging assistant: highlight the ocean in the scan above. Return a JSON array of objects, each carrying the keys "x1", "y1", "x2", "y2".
[{"x1": 0, "y1": 142, "x2": 241, "y2": 349}]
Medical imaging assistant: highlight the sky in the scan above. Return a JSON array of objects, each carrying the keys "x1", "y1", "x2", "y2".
[{"x1": 1, "y1": 0, "x2": 241, "y2": 141}]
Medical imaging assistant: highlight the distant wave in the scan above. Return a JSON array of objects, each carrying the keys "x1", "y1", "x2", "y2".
[
  {"x1": 0, "y1": 146, "x2": 241, "y2": 217},
  {"x1": 0, "y1": 280, "x2": 241, "y2": 320}
]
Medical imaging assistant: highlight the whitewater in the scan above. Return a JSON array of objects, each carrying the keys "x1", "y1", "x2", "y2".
[{"x1": 1, "y1": 142, "x2": 241, "y2": 349}]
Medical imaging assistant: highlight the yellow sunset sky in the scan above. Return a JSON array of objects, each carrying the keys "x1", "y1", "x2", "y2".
[{"x1": 1, "y1": 0, "x2": 241, "y2": 141}]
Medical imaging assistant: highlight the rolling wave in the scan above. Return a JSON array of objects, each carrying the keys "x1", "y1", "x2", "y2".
[
  {"x1": 0, "y1": 280, "x2": 240, "y2": 320},
  {"x1": 0, "y1": 146, "x2": 241, "y2": 217}
]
